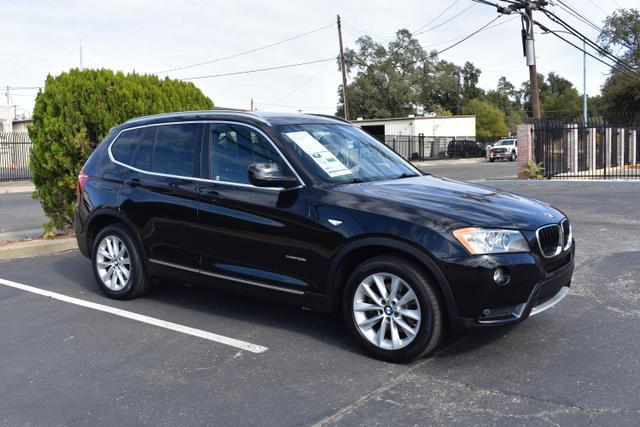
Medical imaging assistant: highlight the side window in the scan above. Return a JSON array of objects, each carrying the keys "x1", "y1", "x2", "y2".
[
  {"x1": 152, "y1": 124, "x2": 200, "y2": 177},
  {"x1": 111, "y1": 129, "x2": 140, "y2": 165},
  {"x1": 111, "y1": 127, "x2": 156, "y2": 168},
  {"x1": 132, "y1": 127, "x2": 157, "y2": 170},
  {"x1": 208, "y1": 124, "x2": 289, "y2": 184}
]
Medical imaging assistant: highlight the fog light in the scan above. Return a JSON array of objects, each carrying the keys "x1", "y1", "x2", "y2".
[{"x1": 493, "y1": 268, "x2": 510, "y2": 285}]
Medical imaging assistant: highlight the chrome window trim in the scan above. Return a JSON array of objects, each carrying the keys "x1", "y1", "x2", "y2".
[
  {"x1": 535, "y1": 223, "x2": 563, "y2": 258},
  {"x1": 107, "y1": 120, "x2": 306, "y2": 191},
  {"x1": 148, "y1": 258, "x2": 305, "y2": 295}
]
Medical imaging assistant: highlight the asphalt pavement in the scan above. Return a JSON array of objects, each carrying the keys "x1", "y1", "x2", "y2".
[
  {"x1": 0, "y1": 182, "x2": 639, "y2": 425},
  {"x1": 415, "y1": 157, "x2": 517, "y2": 181},
  {"x1": 0, "y1": 191, "x2": 47, "y2": 242}
]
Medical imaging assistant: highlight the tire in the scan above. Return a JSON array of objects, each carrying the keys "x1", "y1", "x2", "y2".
[
  {"x1": 489, "y1": 158, "x2": 495, "y2": 162},
  {"x1": 91, "y1": 224, "x2": 152, "y2": 299},
  {"x1": 342, "y1": 255, "x2": 445, "y2": 363},
  {"x1": 509, "y1": 155, "x2": 514, "y2": 161}
]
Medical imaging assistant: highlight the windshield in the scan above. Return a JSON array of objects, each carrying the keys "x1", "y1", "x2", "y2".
[
  {"x1": 496, "y1": 140, "x2": 515, "y2": 145},
  {"x1": 276, "y1": 124, "x2": 420, "y2": 183}
]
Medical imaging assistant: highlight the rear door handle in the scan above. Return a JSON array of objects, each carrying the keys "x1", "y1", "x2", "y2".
[
  {"x1": 199, "y1": 184, "x2": 222, "y2": 200},
  {"x1": 125, "y1": 178, "x2": 140, "y2": 187}
]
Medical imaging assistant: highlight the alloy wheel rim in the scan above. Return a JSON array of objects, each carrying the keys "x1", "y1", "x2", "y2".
[
  {"x1": 353, "y1": 272, "x2": 422, "y2": 350},
  {"x1": 96, "y1": 235, "x2": 131, "y2": 291}
]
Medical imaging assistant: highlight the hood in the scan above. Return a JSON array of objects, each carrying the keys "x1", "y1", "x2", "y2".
[{"x1": 336, "y1": 175, "x2": 564, "y2": 230}]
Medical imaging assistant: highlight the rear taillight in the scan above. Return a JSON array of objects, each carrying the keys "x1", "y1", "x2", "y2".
[{"x1": 77, "y1": 169, "x2": 89, "y2": 196}]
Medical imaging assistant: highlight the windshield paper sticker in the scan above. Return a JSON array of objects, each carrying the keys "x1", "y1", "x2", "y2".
[{"x1": 285, "y1": 131, "x2": 351, "y2": 177}]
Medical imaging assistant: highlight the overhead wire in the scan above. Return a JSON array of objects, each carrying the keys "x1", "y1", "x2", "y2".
[
  {"x1": 180, "y1": 58, "x2": 335, "y2": 81},
  {"x1": 156, "y1": 23, "x2": 332, "y2": 74}
]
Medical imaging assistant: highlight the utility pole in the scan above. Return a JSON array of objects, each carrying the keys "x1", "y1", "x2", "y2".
[
  {"x1": 337, "y1": 15, "x2": 350, "y2": 121},
  {"x1": 250, "y1": 98, "x2": 254, "y2": 111},
  {"x1": 80, "y1": 38, "x2": 84, "y2": 70},
  {"x1": 5, "y1": 86, "x2": 9, "y2": 106},
  {"x1": 456, "y1": 72, "x2": 463, "y2": 115},
  {"x1": 525, "y1": 5, "x2": 541, "y2": 119},
  {"x1": 582, "y1": 39, "x2": 587, "y2": 123}
]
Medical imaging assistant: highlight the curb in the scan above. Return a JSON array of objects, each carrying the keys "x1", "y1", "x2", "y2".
[
  {"x1": 0, "y1": 237, "x2": 77, "y2": 261},
  {"x1": 472, "y1": 179, "x2": 640, "y2": 188},
  {"x1": 0, "y1": 183, "x2": 35, "y2": 194}
]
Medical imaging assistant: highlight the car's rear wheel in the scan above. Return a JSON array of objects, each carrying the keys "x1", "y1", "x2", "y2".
[
  {"x1": 91, "y1": 224, "x2": 152, "y2": 299},
  {"x1": 489, "y1": 158, "x2": 495, "y2": 162},
  {"x1": 343, "y1": 255, "x2": 444, "y2": 363}
]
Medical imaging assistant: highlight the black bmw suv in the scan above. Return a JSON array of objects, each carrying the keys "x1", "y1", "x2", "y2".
[{"x1": 74, "y1": 111, "x2": 574, "y2": 362}]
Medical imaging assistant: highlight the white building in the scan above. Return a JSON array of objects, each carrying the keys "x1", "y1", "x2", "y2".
[{"x1": 352, "y1": 115, "x2": 476, "y2": 141}]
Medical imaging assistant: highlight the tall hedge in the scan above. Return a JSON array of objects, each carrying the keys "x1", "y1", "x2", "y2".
[{"x1": 29, "y1": 68, "x2": 213, "y2": 231}]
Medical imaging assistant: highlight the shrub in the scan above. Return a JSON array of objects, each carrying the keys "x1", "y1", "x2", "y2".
[
  {"x1": 522, "y1": 161, "x2": 545, "y2": 179},
  {"x1": 29, "y1": 68, "x2": 213, "y2": 231}
]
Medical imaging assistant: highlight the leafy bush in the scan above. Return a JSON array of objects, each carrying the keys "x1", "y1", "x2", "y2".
[
  {"x1": 29, "y1": 68, "x2": 213, "y2": 230},
  {"x1": 522, "y1": 161, "x2": 545, "y2": 179}
]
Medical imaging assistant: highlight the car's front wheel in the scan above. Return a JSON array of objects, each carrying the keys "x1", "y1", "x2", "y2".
[
  {"x1": 91, "y1": 224, "x2": 152, "y2": 299},
  {"x1": 343, "y1": 255, "x2": 444, "y2": 363}
]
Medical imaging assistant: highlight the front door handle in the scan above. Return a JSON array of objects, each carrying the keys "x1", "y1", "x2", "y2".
[{"x1": 125, "y1": 178, "x2": 140, "y2": 187}]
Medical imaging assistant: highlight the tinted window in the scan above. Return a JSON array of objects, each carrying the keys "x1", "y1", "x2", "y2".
[
  {"x1": 111, "y1": 129, "x2": 140, "y2": 164},
  {"x1": 112, "y1": 127, "x2": 157, "y2": 168},
  {"x1": 132, "y1": 127, "x2": 157, "y2": 170},
  {"x1": 208, "y1": 124, "x2": 288, "y2": 184},
  {"x1": 152, "y1": 124, "x2": 200, "y2": 177}
]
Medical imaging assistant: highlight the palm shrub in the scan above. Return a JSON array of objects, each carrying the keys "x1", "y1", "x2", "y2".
[
  {"x1": 522, "y1": 161, "x2": 545, "y2": 179},
  {"x1": 29, "y1": 68, "x2": 213, "y2": 231}
]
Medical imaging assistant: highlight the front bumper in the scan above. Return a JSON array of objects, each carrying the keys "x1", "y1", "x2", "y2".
[{"x1": 441, "y1": 243, "x2": 574, "y2": 330}]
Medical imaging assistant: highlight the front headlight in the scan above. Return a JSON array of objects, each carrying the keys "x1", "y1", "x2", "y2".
[{"x1": 453, "y1": 227, "x2": 530, "y2": 255}]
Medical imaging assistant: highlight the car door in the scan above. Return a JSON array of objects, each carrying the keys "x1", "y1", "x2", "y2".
[
  {"x1": 196, "y1": 122, "x2": 311, "y2": 294},
  {"x1": 116, "y1": 122, "x2": 204, "y2": 269}
]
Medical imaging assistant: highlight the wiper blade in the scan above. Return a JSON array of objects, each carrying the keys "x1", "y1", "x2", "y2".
[{"x1": 395, "y1": 172, "x2": 420, "y2": 179}]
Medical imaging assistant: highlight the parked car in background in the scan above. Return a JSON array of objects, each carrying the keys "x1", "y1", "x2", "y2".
[
  {"x1": 488, "y1": 138, "x2": 517, "y2": 162},
  {"x1": 446, "y1": 140, "x2": 484, "y2": 158},
  {"x1": 74, "y1": 111, "x2": 574, "y2": 362}
]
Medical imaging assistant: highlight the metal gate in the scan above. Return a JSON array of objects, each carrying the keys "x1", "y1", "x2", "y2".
[
  {"x1": 0, "y1": 132, "x2": 32, "y2": 181},
  {"x1": 532, "y1": 118, "x2": 640, "y2": 179}
]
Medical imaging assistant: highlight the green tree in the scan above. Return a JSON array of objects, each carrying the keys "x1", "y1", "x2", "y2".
[
  {"x1": 462, "y1": 98, "x2": 508, "y2": 140},
  {"x1": 337, "y1": 30, "x2": 484, "y2": 118},
  {"x1": 29, "y1": 68, "x2": 213, "y2": 230},
  {"x1": 486, "y1": 76, "x2": 525, "y2": 133},
  {"x1": 597, "y1": 8, "x2": 640, "y2": 112}
]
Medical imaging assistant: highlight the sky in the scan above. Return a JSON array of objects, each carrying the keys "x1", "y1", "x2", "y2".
[{"x1": 0, "y1": 0, "x2": 635, "y2": 118}]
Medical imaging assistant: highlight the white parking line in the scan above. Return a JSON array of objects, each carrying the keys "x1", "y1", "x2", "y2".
[{"x1": 0, "y1": 277, "x2": 268, "y2": 354}]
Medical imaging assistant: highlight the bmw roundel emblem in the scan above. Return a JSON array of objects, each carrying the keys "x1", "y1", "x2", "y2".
[
  {"x1": 545, "y1": 213, "x2": 555, "y2": 219},
  {"x1": 384, "y1": 306, "x2": 393, "y2": 315}
]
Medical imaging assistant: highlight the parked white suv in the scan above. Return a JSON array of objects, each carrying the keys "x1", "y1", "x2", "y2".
[{"x1": 488, "y1": 138, "x2": 517, "y2": 162}]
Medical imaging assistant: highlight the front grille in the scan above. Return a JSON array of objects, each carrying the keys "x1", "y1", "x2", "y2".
[
  {"x1": 537, "y1": 224, "x2": 561, "y2": 258},
  {"x1": 493, "y1": 148, "x2": 507, "y2": 153}
]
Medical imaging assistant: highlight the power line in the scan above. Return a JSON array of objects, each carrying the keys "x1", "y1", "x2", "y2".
[
  {"x1": 434, "y1": 15, "x2": 503, "y2": 55},
  {"x1": 414, "y1": 3, "x2": 477, "y2": 35},
  {"x1": 156, "y1": 23, "x2": 332, "y2": 74},
  {"x1": 534, "y1": 21, "x2": 640, "y2": 81},
  {"x1": 262, "y1": 61, "x2": 333, "y2": 109},
  {"x1": 180, "y1": 58, "x2": 335, "y2": 81},
  {"x1": 412, "y1": 0, "x2": 460, "y2": 33},
  {"x1": 541, "y1": 9, "x2": 639, "y2": 76},
  {"x1": 422, "y1": 15, "x2": 518, "y2": 49}
]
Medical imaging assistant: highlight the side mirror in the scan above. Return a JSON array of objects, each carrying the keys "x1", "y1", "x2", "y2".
[{"x1": 248, "y1": 163, "x2": 299, "y2": 189}]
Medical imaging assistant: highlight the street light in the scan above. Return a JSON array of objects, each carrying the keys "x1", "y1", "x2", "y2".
[{"x1": 541, "y1": 30, "x2": 588, "y2": 122}]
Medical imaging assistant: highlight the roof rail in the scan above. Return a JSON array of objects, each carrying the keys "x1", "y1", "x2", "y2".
[
  {"x1": 124, "y1": 110, "x2": 271, "y2": 126},
  {"x1": 307, "y1": 114, "x2": 351, "y2": 124}
]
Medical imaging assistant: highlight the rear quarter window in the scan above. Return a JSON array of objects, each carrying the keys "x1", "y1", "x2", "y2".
[{"x1": 152, "y1": 124, "x2": 200, "y2": 177}]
